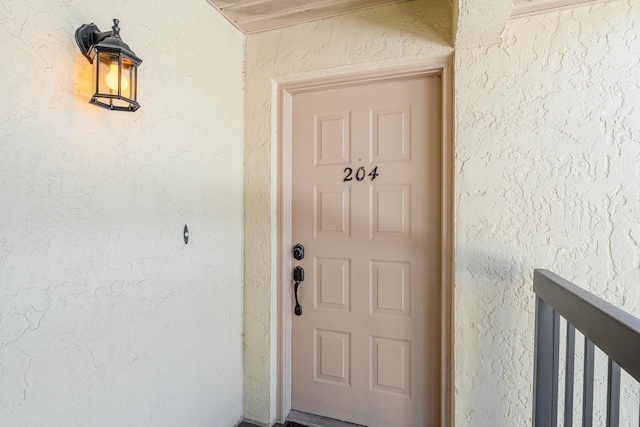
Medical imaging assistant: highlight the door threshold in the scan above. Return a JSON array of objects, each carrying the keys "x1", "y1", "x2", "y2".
[{"x1": 287, "y1": 410, "x2": 366, "y2": 427}]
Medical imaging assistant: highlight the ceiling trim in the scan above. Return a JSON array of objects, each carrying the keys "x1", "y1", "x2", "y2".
[{"x1": 510, "y1": 0, "x2": 615, "y2": 17}]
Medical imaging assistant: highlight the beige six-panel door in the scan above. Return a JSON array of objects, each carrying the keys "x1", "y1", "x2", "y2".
[{"x1": 290, "y1": 75, "x2": 442, "y2": 427}]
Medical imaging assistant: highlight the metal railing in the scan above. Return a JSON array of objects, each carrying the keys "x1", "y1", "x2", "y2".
[{"x1": 533, "y1": 269, "x2": 640, "y2": 426}]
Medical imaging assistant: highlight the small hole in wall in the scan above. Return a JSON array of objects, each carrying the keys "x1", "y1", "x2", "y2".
[{"x1": 184, "y1": 224, "x2": 189, "y2": 245}]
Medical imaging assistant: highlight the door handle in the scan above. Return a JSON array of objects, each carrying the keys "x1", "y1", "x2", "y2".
[{"x1": 293, "y1": 266, "x2": 304, "y2": 316}]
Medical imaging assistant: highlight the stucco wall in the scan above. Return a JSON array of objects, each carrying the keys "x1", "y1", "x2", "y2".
[
  {"x1": 455, "y1": 1, "x2": 640, "y2": 425},
  {"x1": 453, "y1": 0, "x2": 512, "y2": 47},
  {"x1": 0, "y1": 1, "x2": 244, "y2": 426},
  {"x1": 245, "y1": 0, "x2": 640, "y2": 425},
  {"x1": 244, "y1": 0, "x2": 453, "y2": 423}
]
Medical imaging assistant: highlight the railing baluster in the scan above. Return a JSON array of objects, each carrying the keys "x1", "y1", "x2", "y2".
[
  {"x1": 552, "y1": 311, "x2": 560, "y2": 426},
  {"x1": 534, "y1": 297, "x2": 560, "y2": 426},
  {"x1": 583, "y1": 338, "x2": 594, "y2": 427},
  {"x1": 607, "y1": 358, "x2": 621, "y2": 427},
  {"x1": 564, "y1": 324, "x2": 575, "y2": 427}
]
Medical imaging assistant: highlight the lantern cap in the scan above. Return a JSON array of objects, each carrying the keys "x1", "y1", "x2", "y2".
[{"x1": 75, "y1": 19, "x2": 142, "y2": 65}]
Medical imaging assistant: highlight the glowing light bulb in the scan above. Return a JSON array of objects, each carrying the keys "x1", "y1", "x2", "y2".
[{"x1": 105, "y1": 63, "x2": 129, "y2": 93}]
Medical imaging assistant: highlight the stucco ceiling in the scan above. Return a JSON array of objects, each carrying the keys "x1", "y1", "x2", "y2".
[
  {"x1": 206, "y1": 0, "x2": 615, "y2": 40},
  {"x1": 205, "y1": 0, "x2": 412, "y2": 33}
]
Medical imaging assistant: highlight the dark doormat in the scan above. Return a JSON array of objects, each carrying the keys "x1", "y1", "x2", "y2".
[{"x1": 286, "y1": 423, "x2": 307, "y2": 427}]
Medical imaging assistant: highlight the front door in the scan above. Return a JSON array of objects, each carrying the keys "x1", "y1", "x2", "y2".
[{"x1": 290, "y1": 74, "x2": 442, "y2": 426}]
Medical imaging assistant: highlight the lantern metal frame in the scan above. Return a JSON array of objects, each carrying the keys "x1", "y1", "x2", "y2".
[{"x1": 75, "y1": 19, "x2": 142, "y2": 112}]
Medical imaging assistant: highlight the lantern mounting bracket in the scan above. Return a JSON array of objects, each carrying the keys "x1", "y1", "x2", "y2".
[{"x1": 75, "y1": 23, "x2": 112, "y2": 63}]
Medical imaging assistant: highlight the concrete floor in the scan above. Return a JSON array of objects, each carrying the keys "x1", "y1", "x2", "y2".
[
  {"x1": 238, "y1": 410, "x2": 365, "y2": 427},
  {"x1": 238, "y1": 422, "x2": 286, "y2": 427}
]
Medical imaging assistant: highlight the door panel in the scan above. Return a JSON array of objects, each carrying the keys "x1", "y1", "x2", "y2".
[
  {"x1": 315, "y1": 257, "x2": 350, "y2": 311},
  {"x1": 291, "y1": 75, "x2": 442, "y2": 427}
]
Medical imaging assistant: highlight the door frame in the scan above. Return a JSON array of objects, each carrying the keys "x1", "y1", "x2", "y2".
[{"x1": 276, "y1": 59, "x2": 454, "y2": 426}]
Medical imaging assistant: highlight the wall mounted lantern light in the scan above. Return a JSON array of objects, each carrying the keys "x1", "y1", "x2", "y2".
[{"x1": 75, "y1": 19, "x2": 142, "y2": 112}]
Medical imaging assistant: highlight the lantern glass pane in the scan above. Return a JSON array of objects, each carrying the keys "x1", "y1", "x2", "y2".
[
  {"x1": 92, "y1": 54, "x2": 100, "y2": 95},
  {"x1": 121, "y1": 57, "x2": 135, "y2": 100},
  {"x1": 97, "y1": 52, "x2": 121, "y2": 96}
]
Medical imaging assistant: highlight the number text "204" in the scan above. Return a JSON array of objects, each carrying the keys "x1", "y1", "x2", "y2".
[{"x1": 343, "y1": 166, "x2": 379, "y2": 182}]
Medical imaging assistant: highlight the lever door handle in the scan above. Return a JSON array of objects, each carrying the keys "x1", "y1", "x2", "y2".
[{"x1": 293, "y1": 266, "x2": 304, "y2": 316}]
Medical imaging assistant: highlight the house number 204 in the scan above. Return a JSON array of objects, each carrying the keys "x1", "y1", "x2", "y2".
[{"x1": 343, "y1": 166, "x2": 379, "y2": 182}]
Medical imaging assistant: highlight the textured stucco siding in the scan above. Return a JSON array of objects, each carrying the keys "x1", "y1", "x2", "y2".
[
  {"x1": 454, "y1": 0, "x2": 513, "y2": 47},
  {"x1": 2, "y1": 0, "x2": 639, "y2": 425},
  {"x1": 244, "y1": 0, "x2": 453, "y2": 423},
  {"x1": 455, "y1": 1, "x2": 640, "y2": 425},
  {"x1": 0, "y1": 0, "x2": 245, "y2": 425},
  {"x1": 245, "y1": 0, "x2": 640, "y2": 425}
]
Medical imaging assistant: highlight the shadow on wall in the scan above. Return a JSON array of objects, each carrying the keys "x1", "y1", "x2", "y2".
[
  {"x1": 463, "y1": 248, "x2": 522, "y2": 284},
  {"x1": 457, "y1": 246, "x2": 534, "y2": 422}
]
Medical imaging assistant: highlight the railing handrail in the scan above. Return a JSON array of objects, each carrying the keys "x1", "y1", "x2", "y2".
[{"x1": 534, "y1": 269, "x2": 640, "y2": 382}]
